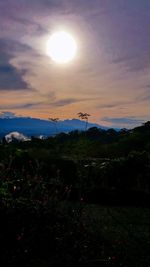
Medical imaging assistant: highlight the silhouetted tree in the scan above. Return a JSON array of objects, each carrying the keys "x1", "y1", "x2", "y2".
[
  {"x1": 77, "y1": 112, "x2": 91, "y2": 131},
  {"x1": 49, "y1": 117, "x2": 59, "y2": 134}
]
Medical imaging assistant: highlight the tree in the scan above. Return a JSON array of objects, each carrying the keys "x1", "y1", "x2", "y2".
[
  {"x1": 77, "y1": 112, "x2": 91, "y2": 131},
  {"x1": 48, "y1": 117, "x2": 59, "y2": 134}
]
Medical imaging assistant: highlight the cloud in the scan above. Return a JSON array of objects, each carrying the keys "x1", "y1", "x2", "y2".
[
  {"x1": 0, "y1": 96, "x2": 96, "y2": 110},
  {"x1": 106, "y1": 2, "x2": 150, "y2": 73},
  {"x1": 97, "y1": 99, "x2": 133, "y2": 109},
  {"x1": 101, "y1": 116, "x2": 145, "y2": 127},
  {"x1": 1, "y1": 0, "x2": 150, "y2": 76},
  {"x1": 60, "y1": 0, "x2": 106, "y2": 16},
  {"x1": 0, "y1": 39, "x2": 30, "y2": 90},
  {"x1": 0, "y1": 0, "x2": 63, "y2": 16},
  {"x1": 0, "y1": 0, "x2": 150, "y2": 123},
  {"x1": 51, "y1": 98, "x2": 79, "y2": 107},
  {"x1": 138, "y1": 94, "x2": 150, "y2": 102},
  {"x1": 11, "y1": 16, "x2": 48, "y2": 35},
  {"x1": 0, "y1": 63, "x2": 29, "y2": 90},
  {"x1": 0, "y1": 111, "x2": 17, "y2": 118},
  {"x1": 0, "y1": 102, "x2": 43, "y2": 110},
  {"x1": 50, "y1": 96, "x2": 96, "y2": 107},
  {"x1": 135, "y1": 86, "x2": 150, "y2": 102},
  {"x1": 112, "y1": 52, "x2": 150, "y2": 73},
  {"x1": 98, "y1": 102, "x2": 124, "y2": 109},
  {"x1": 100, "y1": 104, "x2": 117, "y2": 109}
]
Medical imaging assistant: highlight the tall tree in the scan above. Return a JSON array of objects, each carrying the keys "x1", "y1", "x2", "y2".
[
  {"x1": 77, "y1": 112, "x2": 91, "y2": 131},
  {"x1": 48, "y1": 117, "x2": 59, "y2": 134}
]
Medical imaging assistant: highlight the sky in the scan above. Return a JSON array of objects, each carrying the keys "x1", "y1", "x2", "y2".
[{"x1": 0, "y1": 0, "x2": 150, "y2": 128}]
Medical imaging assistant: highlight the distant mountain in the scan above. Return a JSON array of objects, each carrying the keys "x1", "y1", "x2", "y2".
[{"x1": 0, "y1": 117, "x2": 109, "y2": 137}]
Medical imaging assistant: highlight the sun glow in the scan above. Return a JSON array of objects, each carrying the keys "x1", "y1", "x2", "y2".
[{"x1": 47, "y1": 31, "x2": 77, "y2": 64}]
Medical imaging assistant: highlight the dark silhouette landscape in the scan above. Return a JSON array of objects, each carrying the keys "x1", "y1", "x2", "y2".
[
  {"x1": 0, "y1": 121, "x2": 150, "y2": 266},
  {"x1": 1, "y1": 0, "x2": 150, "y2": 266}
]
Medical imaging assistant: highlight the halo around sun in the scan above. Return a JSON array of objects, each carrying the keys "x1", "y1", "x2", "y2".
[{"x1": 47, "y1": 31, "x2": 77, "y2": 64}]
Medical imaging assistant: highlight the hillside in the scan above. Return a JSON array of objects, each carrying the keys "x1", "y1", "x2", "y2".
[{"x1": 0, "y1": 117, "x2": 108, "y2": 137}]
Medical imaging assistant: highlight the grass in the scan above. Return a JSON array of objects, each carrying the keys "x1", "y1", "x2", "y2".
[
  {"x1": 81, "y1": 204, "x2": 150, "y2": 266},
  {"x1": 0, "y1": 174, "x2": 150, "y2": 266},
  {"x1": 0, "y1": 195, "x2": 150, "y2": 266}
]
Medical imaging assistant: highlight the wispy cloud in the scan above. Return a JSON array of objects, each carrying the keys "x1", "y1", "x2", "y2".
[
  {"x1": 50, "y1": 96, "x2": 96, "y2": 107},
  {"x1": 98, "y1": 99, "x2": 133, "y2": 109},
  {"x1": 51, "y1": 98, "x2": 78, "y2": 107},
  {"x1": 102, "y1": 116, "x2": 145, "y2": 127},
  {"x1": 135, "y1": 86, "x2": 150, "y2": 102},
  {"x1": 0, "y1": 102, "x2": 42, "y2": 110},
  {"x1": 106, "y1": 2, "x2": 150, "y2": 73}
]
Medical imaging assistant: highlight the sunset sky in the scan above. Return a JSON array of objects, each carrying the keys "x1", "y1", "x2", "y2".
[{"x1": 0, "y1": 0, "x2": 150, "y2": 128}]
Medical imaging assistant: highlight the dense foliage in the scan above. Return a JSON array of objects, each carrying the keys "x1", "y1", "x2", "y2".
[{"x1": 0, "y1": 121, "x2": 150, "y2": 266}]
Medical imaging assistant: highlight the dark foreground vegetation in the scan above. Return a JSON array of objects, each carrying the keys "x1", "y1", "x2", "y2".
[{"x1": 0, "y1": 121, "x2": 150, "y2": 266}]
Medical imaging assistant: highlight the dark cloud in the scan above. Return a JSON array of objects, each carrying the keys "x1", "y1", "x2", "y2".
[
  {"x1": 98, "y1": 99, "x2": 133, "y2": 109},
  {"x1": 20, "y1": 102, "x2": 43, "y2": 109},
  {"x1": 0, "y1": 63, "x2": 29, "y2": 90},
  {"x1": 0, "y1": 38, "x2": 32, "y2": 54},
  {"x1": 102, "y1": 116, "x2": 144, "y2": 126},
  {"x1": 2, "y1": 96, "x2": 95, "y2": 110},
  {"x1": 11, "y1": 16, "x2": 48, "y2": 35},
  {"x1": 51, "y1": 98, "x2": 79, "y2": 107},
  {"x1": 0, "y1": 102, "x2": 43, "y2": 110},
  {"x1": 100, "y1": 103, "x2": 117, "y2": 109},
  {"x1": 50, "y1": 96, "x2": 95, "y2": 107},
  {"x1": 99, "y1": 103, "x2": 124, "y2": 109},
  {"x1": 0, "y1": 39, "x2": 30, "y2": 90}
]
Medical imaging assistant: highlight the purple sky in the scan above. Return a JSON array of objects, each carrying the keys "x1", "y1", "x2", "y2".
[{"x1": 0, "y1": 0, "x2": 150, "y2": 128}]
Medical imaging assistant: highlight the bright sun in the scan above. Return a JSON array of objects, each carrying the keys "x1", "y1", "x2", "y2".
[{"x1": 47, "y1": 31, "x2": 77, "y2": 64}]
